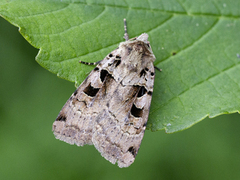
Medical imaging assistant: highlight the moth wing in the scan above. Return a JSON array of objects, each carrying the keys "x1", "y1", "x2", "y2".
[
  {"x1": 91, "y1": 62, "x2": 155, "y2": 168},
  {"x1": 53, "y1": 37, "x2": 156, "y2": 168},
  {"x1": 52, "y1": 57, "x2": 111, "y2": 146}
]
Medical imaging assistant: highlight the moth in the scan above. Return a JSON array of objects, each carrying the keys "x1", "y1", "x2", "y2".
[{"x1": 53, "y1": 19, "x2": 157, "y2": 168}]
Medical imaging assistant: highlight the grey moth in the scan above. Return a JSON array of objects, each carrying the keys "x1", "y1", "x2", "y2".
[{"x1": 53, "y1": 19, "x2": 156, "y2": 168}]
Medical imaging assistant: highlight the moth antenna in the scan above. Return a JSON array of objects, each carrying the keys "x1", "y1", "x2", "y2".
[
  {"x1": 79, "y1": 60, "x2": 101, "y2": 66},
  {"x1": 123, "y1": 18, "x2": 129, "y2": 41}
]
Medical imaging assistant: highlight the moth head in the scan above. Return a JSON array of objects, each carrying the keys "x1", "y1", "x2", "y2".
[
  {"x1": 136, "y1": 33, "x2": 149, "y2": 44},
  {"x1": 120, "y1": 33, "x2": 156, "y2": 62},
  {"x1": 136, "y1": 33, "x2": 155, "y2": 61}
]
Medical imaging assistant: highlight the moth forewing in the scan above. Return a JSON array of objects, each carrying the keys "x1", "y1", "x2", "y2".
[{"x1": 53, "y1": 21, "x2": 156, "y2": 168}]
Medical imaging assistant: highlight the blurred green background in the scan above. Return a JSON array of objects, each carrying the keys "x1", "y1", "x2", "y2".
[{"x1": 1, "y1": 17, "x2": 240, "y2": 180}]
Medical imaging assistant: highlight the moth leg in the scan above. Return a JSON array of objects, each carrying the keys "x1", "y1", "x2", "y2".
[
  {"x1": 79, "y1": 60, "x2": 102, "y2": 76},
  {"x1": 79, "y1": 60, "x2": 101, "y2": 66},
  {"x1": 154, "y1": 66, "x2": 162, "y2": 72}
]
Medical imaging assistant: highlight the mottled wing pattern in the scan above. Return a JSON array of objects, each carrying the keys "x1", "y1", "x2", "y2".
[
  {"x1": 52, "y1": 51, "x2": 117, "y2": 146},
  {"x1": 53, "y1": 33, "x2": 156, "y2": 168}
]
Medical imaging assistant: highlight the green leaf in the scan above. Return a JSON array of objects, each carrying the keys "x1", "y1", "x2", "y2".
[{"x1": 0, "y1": 0, "x2": 239, "y2": 133}]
